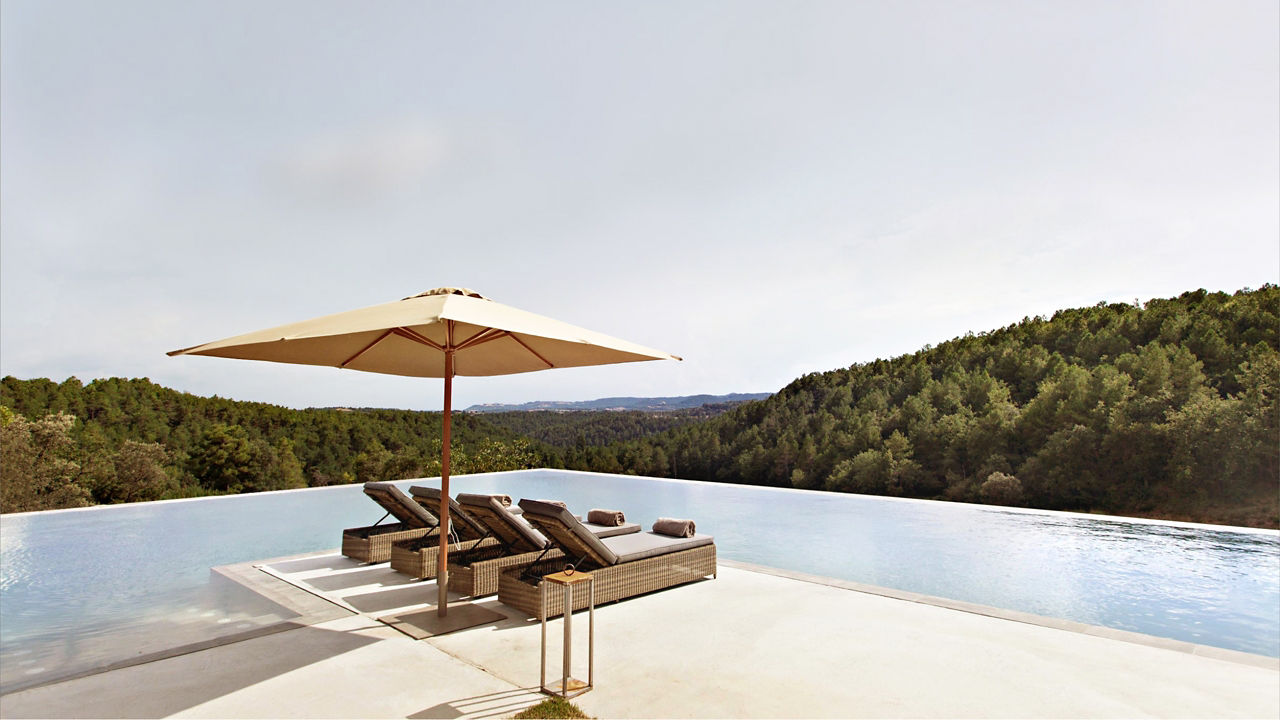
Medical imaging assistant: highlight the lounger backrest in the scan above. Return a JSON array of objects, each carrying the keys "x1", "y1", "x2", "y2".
[
  {"x1": 408, "y1": 486, "x2": 487, "y2": 540},
  {"x1": 457, "y1": 493, "x2": 547, "y2": 552},
  {"x1": 363, "y1": 482, "x2": 438, "y2": 529},
  {"x1": 518, "y1": 499, "x2": 620, "y2": 567}
]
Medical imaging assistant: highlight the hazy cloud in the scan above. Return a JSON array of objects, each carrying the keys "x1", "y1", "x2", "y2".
[{"x1": 274, "y1": 122, "x2": 451, "y2": 199}]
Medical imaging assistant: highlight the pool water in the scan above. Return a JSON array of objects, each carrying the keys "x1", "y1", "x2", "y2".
[{"x1": 2, "y1": 469, "x2": 1276, "y2": 690}]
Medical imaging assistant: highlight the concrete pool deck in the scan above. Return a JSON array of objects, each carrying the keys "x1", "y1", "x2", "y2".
[{"x1": 1, "y1": 552, "x2": 1276, "y2": 719}]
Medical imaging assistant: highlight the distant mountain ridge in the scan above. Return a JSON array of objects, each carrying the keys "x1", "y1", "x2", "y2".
[{"x1": 465, "y1": 393, "x2": 772, "y2": 413}]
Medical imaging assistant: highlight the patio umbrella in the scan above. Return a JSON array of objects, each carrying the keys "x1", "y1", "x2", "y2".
[{"x1": 169, "y1": 287, "x2": 680, "y2": 616}]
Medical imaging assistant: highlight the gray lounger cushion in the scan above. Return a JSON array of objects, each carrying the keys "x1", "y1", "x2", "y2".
[
  {"x1": 601, "y1": 532, "x2": 714, "y2": 563},
  {"x1": 459, "y1": 493, "x2": 548, "y2": 551},
  {"x1": 519, "y1": 498, "x2": 619, "y2": 565},
  {"x1": 583, "y1": 520, "x2": 641, "y2": 538},
  {"x1": 520, "y1": 499, "x2": 706, "y2": 566},
  {"x1": 363, "y1": 482, "x2": 438, "y2": 529},
  {"x1": 517, "y1": 499, "x2": 639, "y2": 538},
  {"x1": 408, "y1": 486, "x2": 490, "y2": 539}
]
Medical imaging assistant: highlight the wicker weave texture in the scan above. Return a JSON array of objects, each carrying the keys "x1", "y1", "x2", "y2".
[
  {"x1": 341, "y1": 524, "x2": 436, "y2": 563},
  {"x1": 447, "y1": 547, "x2": 566, "y2": 597},
  {"x1": 497, "y1": 544, "x2": 717, "y2": 618},
  {"x1": 389, "y1": 536, "x2": 500, "y2": 579}
]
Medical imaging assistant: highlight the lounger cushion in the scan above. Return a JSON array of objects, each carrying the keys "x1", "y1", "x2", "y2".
[
  {"x1": 601, "y1": 532, "x2": 715, "y2": 563},
  {"x1": 363, "y1": 482, "x2": 437, "y2": 529},
  {"x1": 459, "y1": 493, "x2": 548, "y2": 551},
  {"x1": 408, "y1": 485, "x2": 442, "y2": 504},
  {"x1": 582, "y1": 521, "x2": 641, "y2": 538},
  {"x1": 514, "y1": 502, "x2": 636, "y2": 538},
  {"x1": 408, "y1": 485, "x2": 489, "y2": 538},
  {"x1": 519, "y1": 498, "x2": 619, "y2": 566}
]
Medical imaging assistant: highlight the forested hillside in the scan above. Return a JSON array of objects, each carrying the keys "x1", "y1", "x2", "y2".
[
  {"x1": 478, "y1": 405, "x2": 738, "y2": 448},
  {"x1": 559, "y1": 287, "x2": 1280, "y2": 527},
  {"x1": 0, "y1": 378, "x2": 542, "y2": 512},
  {"x1": 4, "y1": 286, "x2": 1277, "y2": 527}
]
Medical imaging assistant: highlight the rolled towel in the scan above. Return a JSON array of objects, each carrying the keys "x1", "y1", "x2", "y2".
[
  {"x1": 534, "y1": 499, "x2": 568, "y2": 509},
  {"x1": 652, "y1": 517, "x2": 696, "y2": 538},
  {"x1": 587, "y1": 509, "x2": 625, "y2": 526},
  {"x1": 492, "y1": 494, "x2": 513, "y2": 507}
]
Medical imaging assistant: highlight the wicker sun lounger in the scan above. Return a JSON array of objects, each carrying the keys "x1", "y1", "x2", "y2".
[
  {"x1": 445, "y1": 493, "x2": 641, "y2": 598},
  {"x1": 388, "y1": 486, "x2": 503, "y2": 579},
  {"x1": 497, "y1": 499, "x2": 717, "y2": 618},
  {"x1": 341, "y1": 482, "x2": 439, "y2": 563}
]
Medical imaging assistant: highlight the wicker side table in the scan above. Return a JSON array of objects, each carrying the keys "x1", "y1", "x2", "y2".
[{"x1": 540, "y1": 569, "x2": 594, "y2": 699}]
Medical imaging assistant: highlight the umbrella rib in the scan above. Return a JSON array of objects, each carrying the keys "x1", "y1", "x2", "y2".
[
  {"x1": 393, "y1": 326, "x2": 446, "y2": 352},
  {"x1": 340, "y1": 329, "x2": 396, "y2": 368},
  {"x1": 508, "y1": 333, "x2": 555, "y2": 368},
  {"x1": 455, "y1": 327, "x2": 508, "y2": 351}
]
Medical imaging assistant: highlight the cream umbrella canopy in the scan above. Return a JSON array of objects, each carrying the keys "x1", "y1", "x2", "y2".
[{"x1": 169, "y1": 287, "x2": 681, "y2": 616}]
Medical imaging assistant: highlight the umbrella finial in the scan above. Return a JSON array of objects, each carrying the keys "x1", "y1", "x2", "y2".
[{"x1": 406, "y1": 287, "x2": 489, "y2": 301}]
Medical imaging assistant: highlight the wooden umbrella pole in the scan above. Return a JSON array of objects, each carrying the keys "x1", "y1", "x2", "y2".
[{"x1": 437, "y1": 344, "x2": 454, "y2": 617}]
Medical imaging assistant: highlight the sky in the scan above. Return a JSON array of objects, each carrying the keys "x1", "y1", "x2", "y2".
[{"x1": 2, "y1": 0, "x2": 1277, "y2": 412}]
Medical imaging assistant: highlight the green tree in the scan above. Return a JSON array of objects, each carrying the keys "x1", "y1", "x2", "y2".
[
  {"x1": 101, "y1": 440, "x2": 173, "y2": 503},
  {"x1": 354, "y1": 440, "x2": 393, "y2": 484},
  {"x1": 259, "y1": 437, "x2": 307, "y2": 491},
  {"x1": 979, "y1": 471, "x2": 1024, "y2": 506},
  {"x1": 0, "y1": 408, "x2": 92, "y2": 512},
  {"x1": 189, "y1": 424, "x2": 256, "y2": 492},
  {"x1": 1020, "y1": 424, "x2": 1103, "y2": 509}
]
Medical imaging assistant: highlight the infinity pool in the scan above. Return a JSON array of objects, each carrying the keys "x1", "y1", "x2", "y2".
[{"x1": 2, "y1": 469, "x2": 1277, "y2": 691}]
